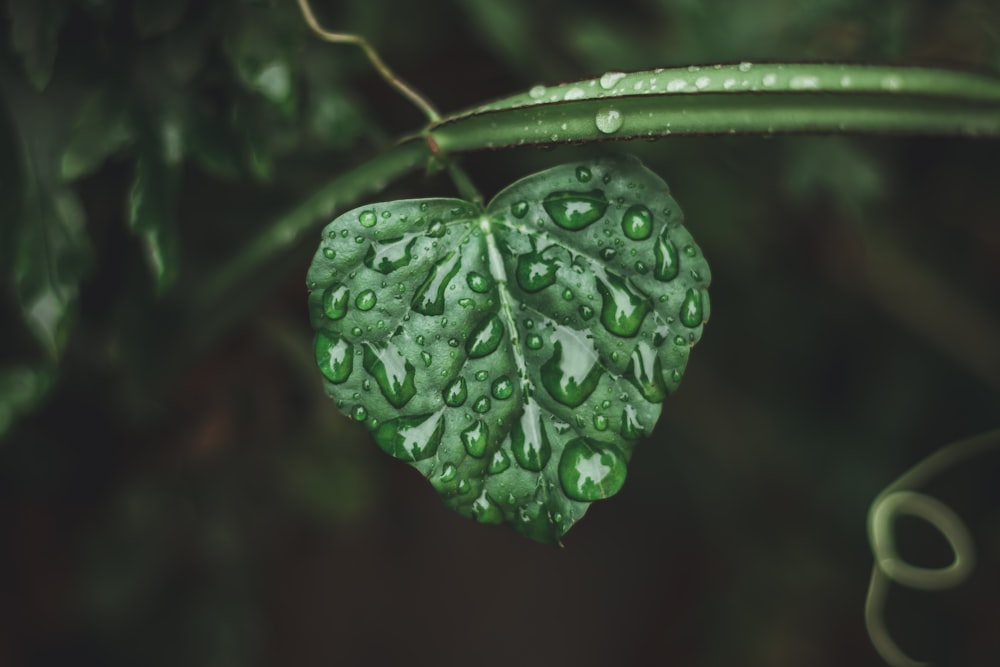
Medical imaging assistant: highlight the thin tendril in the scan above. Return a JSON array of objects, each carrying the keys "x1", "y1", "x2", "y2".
[
  {"x1": 296, "y1": 0, "x2": 441, "y2": 123},
  {"x1": 865, "y1": 428, "x2": 1000, "y2": 667}
]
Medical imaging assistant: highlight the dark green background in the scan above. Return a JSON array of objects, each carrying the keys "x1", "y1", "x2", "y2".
[{"x1": 1, "y1": 0, "x2": 998, "y2": 665}]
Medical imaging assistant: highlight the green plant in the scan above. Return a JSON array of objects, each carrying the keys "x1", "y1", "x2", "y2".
[{"x1": 1, "y1": 1, "x2": 999, "y2": 664}]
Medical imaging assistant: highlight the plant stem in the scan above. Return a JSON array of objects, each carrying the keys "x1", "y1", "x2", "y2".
[{"x1": 296, "y1": 0, "x2": 441, "y2": 123}]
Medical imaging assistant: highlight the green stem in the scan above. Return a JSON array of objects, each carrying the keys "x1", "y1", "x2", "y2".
[
  {"x1": 296, "y1": 0, "x2": 441, "y2": 123},
  {"x1": 429, "y1": 63, "x2": 1000, "y2": 151},
  {"x1": 196, "y1": 138, "x2": 428, "y2": 316}
]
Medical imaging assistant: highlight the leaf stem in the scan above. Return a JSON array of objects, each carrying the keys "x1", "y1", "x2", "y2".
[{"x1": 296, "y1": 0, "x2": 441, "y2": 123}]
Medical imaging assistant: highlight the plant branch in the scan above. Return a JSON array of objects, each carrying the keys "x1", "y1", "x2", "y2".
[{"x1": 296, "y1": 0, "x2": 441, "y2": 123}]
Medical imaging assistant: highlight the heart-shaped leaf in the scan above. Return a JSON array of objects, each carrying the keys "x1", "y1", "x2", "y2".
[{"x1": 307, "y1": 154, "x2": 710, "y2": 543}]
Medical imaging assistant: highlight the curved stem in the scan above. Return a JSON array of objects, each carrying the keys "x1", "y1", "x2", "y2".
[{"x1": 296, "y1": 0, "x2": 441, "y2": 123}]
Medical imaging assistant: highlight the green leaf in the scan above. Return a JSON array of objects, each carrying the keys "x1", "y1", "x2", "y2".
[
  {"x1": 306, "y1": 155, "x2": 711, "y2": 543},
  {"x1": 60, "y1": 88, "x2": 135, "y2": 181},
  {"x1": 128, "y1": 152, "x2": 180, "y2": 292},
  {"x1": 0, "y1": 365, "x2": 52, "y2": 439},
  {"x1": 6, "y1": 0, "x2": 70, "y2": 90}
]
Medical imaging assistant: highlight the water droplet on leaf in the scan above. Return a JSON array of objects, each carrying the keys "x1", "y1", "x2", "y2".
[
  {"x1": 362, "y1": 342, "x2": 417, "y2": 408},
  {"x1": 466, "y1": 315, "x2": 504, "y2": 358},
  {"x1": 322, "y1": 283, "x2": 350, "y2": 320},
  {"x1": 355, "y1": 289, "x2": 377, "y2": 311},
  {"x1": 542, "y1": 190, "x2": 608, "y2": 230},
  {"x1": 680, "y1": 288, "x2": 703, "y2": 327},
  {"x1": 412, "y1": 253, "x2": 462, "y2": 316},
  {"x1": 359, "y1": 210, "x2": 377, "y2": 227},
  {"x1": 461, "y1": 420, "x2": 489, "y2": 457},
  {"x1": 315, "y1": 333, "x2": 353, "y2": 383},
  {"x1": 558, "y1": 438, "x2": 627, "y2": 501},
  {"x1": 597, "y1": 272, "x2": 649, "y2": 337},
  {"x1": 443, "y1": 377, "x2": 468, "y2": 407},
  {"x1": 595, "y1": 108, "x2": 623, "y2": 134},
  {"x1": 621, "y1": 205, "x2": 653, "y2": 240},
  {"x1": 374, "y1": 412, "x2": 444, "y2": 461},
  {"x1": 541, "y1": 329, "x2": 602, "y2": 407}
]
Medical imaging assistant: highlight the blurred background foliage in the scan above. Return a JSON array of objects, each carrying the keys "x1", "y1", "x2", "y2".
[{"x1": 1, "y1": 0, "x2": 999, "y2": 665}]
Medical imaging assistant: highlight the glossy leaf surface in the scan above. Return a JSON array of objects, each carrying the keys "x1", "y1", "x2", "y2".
[{"x1": 307, "y1": 155, "x2": 710, "y2": 543}]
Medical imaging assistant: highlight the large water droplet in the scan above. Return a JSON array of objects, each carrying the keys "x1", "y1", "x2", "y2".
[
  {"x1": 596, "y1": 272, "x2": 649, "y2": 337},
  {"x1": 511, "y1": 200, "x2": 529, "y2": 218},
  {"x1": 491, "y1": 376, "x2": 514, "y2": 400},
  {"x1": 488, "y1": 447, "x2": 511, "y2": 474},
  {"x1": 466, "y1": 271, "x2": 493, "y2": 293},
  {"x1": 355, "y1": 289, "x2": 377, "y2": 311},
  {"x1": 575, "y1": 166, "x2": 592, "y2": 182},
  {"x1": 558, "y1": 438, "x2": 627, "y2": 501},
  {"x1": 352, "y1": 405, "x2": 367, "y2": 421},
  {"x1": 315, "y1": 333, "x2": 352, "y2": 383},
  {"x1": 526, "y1": 334, "x2": 543, "y2": 350},
  {"x1": 621, "y1": 205, "x2": 653, "y2": 240},
  {"x1": 625, "y1": 340, "x2": 667, "y2": 402},
  {"x1": 542, "y1": 190, "x2": 608, "y2": 230},
  {"x1": 595, "y1": 108, "x2": 623, "y2": 134},
  {"x1": 362, "y1": 342, "x2": 416, "y2": 408},
  {"x1": 461, "y1": 420, "x2": 489, "y2": 457},
  {"x1": 419, "y1": 351, "x2": 432, "y2": 367},
  {"x1": 443, "y1": 377, "x2": 468, "y2": 407},
  {"x1": 359, "y1": 210, "x2": 377, "y2": 228},
  {"x1": 654, "y1": 234, "x2": 680, "y2": 281},
  {"x1": 620, "y1": 404, "x2": 642, "y2": 439},
  {"x1": 680, "y1": 288, "x2": 703, "y2": 327},
  {"x1": 473, "y1": 395, "x2": 491, "y2": 413},
  {"x1": 439, "y1": 463, "x2": 457, "y2": 482},
  {"x1": 364, "y1": 236, "x2": 417, "y2": 274},
  {"x1": 541, "y1": 328, "x2": 602, "y2": 407},
  {"x1": 412, "y1": 253, "x2": 462, "y2": 316},
  {"x1": 466, "y1": 315, "x2": 504, "y2": 358},
  {"x1": 472, "y1": 491, "x2": 504, "y2": 524},
  {"x1": 515, "y1": 252, "x2": 559, "y2": 293},
  {"x1": 322, "y1": 283, "x2": 349, "y2": 320},
  {"x1": 322, "y1": 247, "x2": 336, "y2": 260},
  {"x1": 373, "y1": 412, "x2": 444, "y2": 461},
  {"x1": 510, "y1": 402, "x2": 551, "y2": 471},
  {"x1": 599, "y1": 71, "x2": 626, "y2": 90}
]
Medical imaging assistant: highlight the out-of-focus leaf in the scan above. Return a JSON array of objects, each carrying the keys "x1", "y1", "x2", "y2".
[
  {"x1": 14, "y1": 175, "x2": 92, "y2": 359},
  {"x1": 0, "y1": 365, "x2": 52, "y2": 438},
  {"x1": 6, "y1": 0, "x2": 70, "y2": 90},
  {"x1": 307, "y1": 155, "x2": 711, "y2": 543},
  {"x1": 129, "y1": 152, "x2": 180, "y2": 292},
  {"x1": 223, "y1": 5, "x2": 301, "y2": 115},
  {"x1": 60, "y1": 88, "x2": 135, "y2": 181},
  {"x1": 133, "y1": 0, "x2": 190, "y2": 37}
]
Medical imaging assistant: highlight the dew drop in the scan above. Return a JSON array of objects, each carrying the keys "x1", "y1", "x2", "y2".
[
  {"x1": 472, "y1": 491, "x2": 503, "y2": 524},
  {"x1": 510, "y1": 403, "x2": 551, "y2": 471},
  {"x1": 597, "y1": 272, "x2": 649, "y2": 337},
  {"x1": 621, "y1": 204, "x2": 653, "y2": 240},
  {"x1": 511, "y1": 200, "x2": 529, "y2": 218},
  {"x1": 315, "y1": 333, "x2": 352, "y2": 383},
  {"x1": 541, "y1": 328, "x2": 602, "y2": 407},
  {"x1": 625, "y1": 340, "x2": 667, "y2": 402},
  {"x1": 322, "y1": 247, "x2": 336, "y2": 260},
  {"x1": 362, "y1": 342, "x2": 416, "y2": 408},
  {"x1": 322, "y1": 283, "x2": 350, "y2": 320},
  {"x1": 439, "y1": 463, "x2": 457, "y2": 482},
  {"x1": 420, "y1": 351, "x2": 432, "y2": 367},
  {"x1": 680, "y1": 288, "x2": 703, "y2": 327},
  {"x1": 516, "y1": 252, "x2": 559, "y2": 292},
  {"x1": 466, "y1": 315, "x2": 504, "y2": 358},
  {"x1": 575, "y1": 166, "x2": 592, "y2": 183},
  {"x1": 526, "y1": 333, "x2": 543, "y2": 350},
  {"x1": 352, "y1": 405, "x2": 367, "y2": 421},
  {"x1": 355, "y1": 289, "x2": 377, "y2": 311},
  {"x1": 466, "y1": 271, "x2": 493, "y2": 293},
  {"x1": 578, "y1": 305, "x2": 594, "y2": 321},
  {"x1": 654, "y1": 235, "x2": 680, "y2": 281},
  {"x1": 599, "y1": 71, "x2": 626, "y2": 89},
  {"x1": 593, "y1": 414, "x2": 608, "y2": 431},
  {"x1": 359, "y1": 210, "x2": 377, "y2": 227},
  {"x1": 443, "y1": 377, "x2": 468, "y2": 407},
  {"x1": 473, "y1": 395, "x2": 491, "y2": 413},
  {"x1": 558, "y1": 438, "x2": 627, "y2": 501},
  {"x1": 594, "y1": 107, "x2": 623, "y2": 134},
  {"x1": 474, "y1": 369, "x2": 489, "y2": 381},
  {"x1": 488, "y1": 447, "x2": 511, "y2": 474},
  {"x1": 412, "y1": 253, "x2": 462, "y2": 316},
  {"x1": 542, "y1": 190, "x2": 609, "y2": 230},
  {"x1": 491, "y1": 376, "x2": 514, "y2": 400},
  {"x1": 373, "y1": 412, "x2": 444, "y2": 462},
  {"x1": 561, "y1": 288, "x2": 574, "y2": 301},
  {"x1": 564, "y1": 87, "x2": 585, "y2": 101},
  {"x1": 529, "y1": 84, "x2": 547, "y2": 99},
  {"x1": 461, "y1": 420, "x2": 489, "y2": 457}
]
